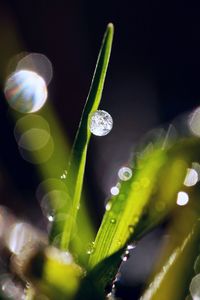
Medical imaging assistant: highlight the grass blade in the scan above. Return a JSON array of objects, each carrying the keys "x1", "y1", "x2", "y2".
[
  {"x1": 50, "y1": 23, "x2": 114, "y2": 250},
  {"x1": 89, "y1": 138, "x2": 200, "y2": 273}
]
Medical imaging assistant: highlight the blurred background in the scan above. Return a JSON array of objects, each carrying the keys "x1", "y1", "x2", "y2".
[{"x1": 0, "y1": 1, "x2": 200, "y2": 299}]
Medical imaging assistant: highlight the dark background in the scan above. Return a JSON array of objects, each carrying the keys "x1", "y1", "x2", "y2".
[{"x1": 0, "y1": 1, "x2": 200, "y2": 299}]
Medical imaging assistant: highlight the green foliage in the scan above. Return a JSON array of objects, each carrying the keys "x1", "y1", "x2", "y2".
[{"x1": 5, "y1": 23, "x2": 200, "y2": 300}]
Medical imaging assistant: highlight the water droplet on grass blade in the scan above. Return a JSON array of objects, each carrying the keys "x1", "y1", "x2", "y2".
[
  {"x1": 118, "y1": 167, "x2": 132, "y2": 181},
  {"x1": 89, "y1": 110, "x2": 113, "y2": 136},
  {"x1": 87, "y1": 242, "x2": 95, "y2": 254},
  {"x1": 110, "y1": 186, "x2": 120, "y2": 196},
  {"x1": 110, "y1": 218, "x2": 116, "y2": 224},
  {"x1": 121, "y1": 250, "x2": 130, "y2": 262}
]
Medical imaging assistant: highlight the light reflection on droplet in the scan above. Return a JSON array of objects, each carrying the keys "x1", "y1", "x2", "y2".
[
  {"x1": 89, "y1": 110, "x2": 113, "y2": 136},
  {"x1": 176, "y1": 191, "x2": 189, "y2": 206},
  {"x1": 118, "y1": 167, "x2": 132, "y2": 181},
  {"x1": 184, "y1": 168, "x2": 198, "y2": 187},
  {"x1": 190, "y1": 274, "x2": 200, "y2": 300},
  {"x1": 110, "y1": 186, "x2": 120, "y2": 196},
  {"x1": 16, "y1": 53, "x2": 53, "y2": 85},
  {"x1": 4, "y1": 70, "x2": 47, "y2": 113}
]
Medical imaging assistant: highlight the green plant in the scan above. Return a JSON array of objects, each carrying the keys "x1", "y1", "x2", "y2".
[{"x1": 2, "y1": 23, "x2": 200, "y2": 300}]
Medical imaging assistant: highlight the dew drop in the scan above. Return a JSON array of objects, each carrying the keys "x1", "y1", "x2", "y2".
[
  {"x1": 118, "y1": 167, "x2": 132, "y2": 181},
  {"x1": 106, "y1": 201, "x2": 112, "y2": 211},
  {"x1": 128, "y1": 225, "x2": 134, "y2": 234},
  {"x1": 127, "y1": 242, "x2": 137, "y2": 250},
  {"x1": 89, "y1": 110, "x2": 113, "y2": 136},
  {"x1": 106, "y1": 292, "x2": 116, "y2": 300},
  {"x1": 110, "y1": 186, "x2": 119, "y2": 196},
  {"x1": 110, "y1": 218, "x2": 116, "y2": 224},
  {"x1": 121, "y1": 250, "x2": 130, "y2": 262},
  {"x1": 87, "y1": 242, "x2": 95, "y2": 255}
]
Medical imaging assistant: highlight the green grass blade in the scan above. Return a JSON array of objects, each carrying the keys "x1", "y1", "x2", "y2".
[
  {"x1": 89, "y1": 138, "x2": 200, "y2": 271},
  {"x1": 50, "y1": 23, "x2": 114, "y2": 250}
]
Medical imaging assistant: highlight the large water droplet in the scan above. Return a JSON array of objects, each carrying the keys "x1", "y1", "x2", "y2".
[
  {"x1": 118, "y1": 167, "x2": 132, "y2": 181},
  {"x1": 89, "y1": 110, "x2": 113, "y2": 136}
]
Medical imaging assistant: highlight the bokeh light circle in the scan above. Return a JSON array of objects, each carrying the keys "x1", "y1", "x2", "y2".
[{"x1": 4, "y1": 70, "x2": 47, "y2": 113}]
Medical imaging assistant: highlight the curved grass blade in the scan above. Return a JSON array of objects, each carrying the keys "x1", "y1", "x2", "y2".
[
  {"x1": 50, "y1": 23, "x2": 114, "y2": 250},
  {"x1": 89, "y1": 138, "x2": 200, "y2": 278}
]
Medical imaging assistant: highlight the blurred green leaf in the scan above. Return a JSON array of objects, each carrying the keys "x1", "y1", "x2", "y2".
[
  {"x1": 50, "y1": 23, "x2": 114, "y2": 251},
  {"x1": 141, "y1": 205, "x2": 200, "y2": 300}
]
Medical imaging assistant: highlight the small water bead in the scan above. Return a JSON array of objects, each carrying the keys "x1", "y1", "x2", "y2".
[
  {"x1": 128, "y1": 225, "x2": 134, "y2": 234},
  {"x1": 121, "y1": 249, "x2": 130, "y2": 262},
  {"x1": 89, "y1": 110, "x2": 113, "y2": 136},
  {"x1": 110, "y1": 186, "x2": 120, "y2": 196},
  {"x1": 190, "y1": 274, "x2": 200, "y2": 300},
  {"x1": 106, "y1": 201, "x2": 112, "y2": 211},
  {"x1": 110, "y1": 218, "x2": 116, "y2": 224},
  {"x1": 60, "y1": 170, "x2": 68, "y2": 180},
  {"x1": 4, "y1": 70, "x2": 47, "y2": 113},
  {"x1": 118, "y1": 167, "x2": 132, "y2": 181},
  {"x1": 127, "y1": 242, "x2": 137, "y2": 250},
  {"x1": 106, "y1": 292, "x2": 116, "y2": 300},
  {"x1": 87, "y1": 242, "x2": 95, "y2": 255}
]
